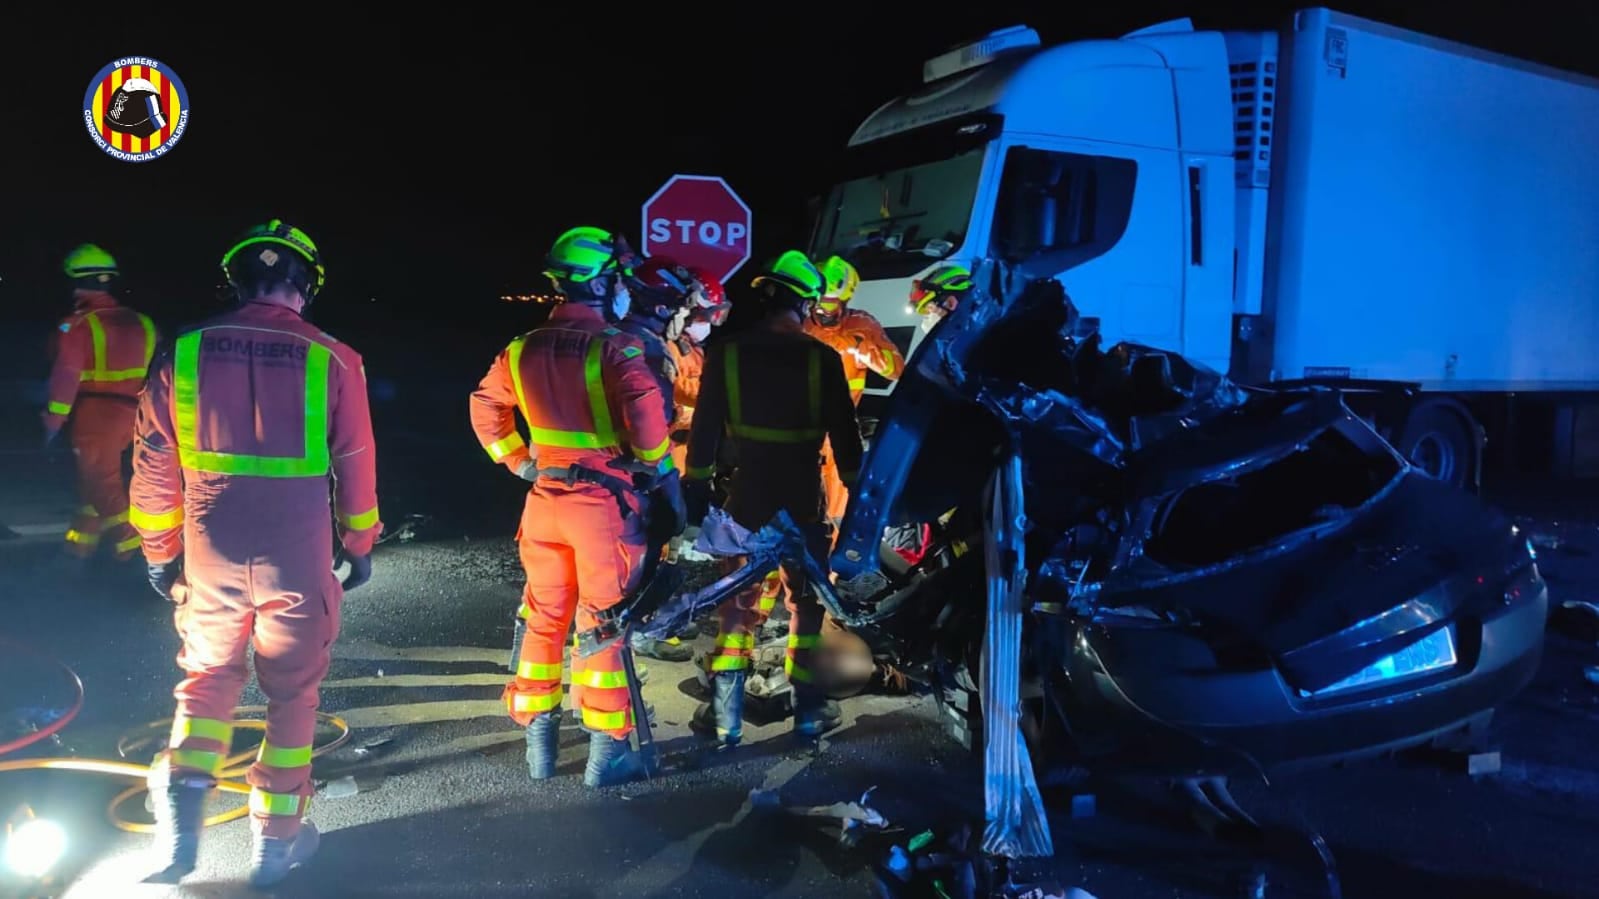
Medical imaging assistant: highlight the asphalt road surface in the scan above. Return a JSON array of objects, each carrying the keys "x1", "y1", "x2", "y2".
[{"x1": 3, "y1": 440, "x2": 1599, "y2": 898}]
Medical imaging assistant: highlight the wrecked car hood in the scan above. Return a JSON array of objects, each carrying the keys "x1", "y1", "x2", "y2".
[{"x1": 1103, "y1": 473, "x2": 1525, "y2": 693}]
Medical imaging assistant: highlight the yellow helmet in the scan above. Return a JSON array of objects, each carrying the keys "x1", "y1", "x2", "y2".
[{"x1": 815, "y1": 256, "x2": 859, "y2": 324}]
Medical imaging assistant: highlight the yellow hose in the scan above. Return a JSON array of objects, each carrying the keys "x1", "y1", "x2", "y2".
[{"x1": 0, "y1": 706, "x2": 350, "y2": 833}]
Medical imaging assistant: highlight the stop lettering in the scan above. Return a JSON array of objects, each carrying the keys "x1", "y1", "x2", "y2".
[{"x1": 640, "y1": 174, "x2": 754, "y2": 284}]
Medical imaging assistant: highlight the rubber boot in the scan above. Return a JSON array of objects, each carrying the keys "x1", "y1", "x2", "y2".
[
  {"x1": 525, "y1": 710, "x2": 562, "y2": 780},
  {"x1": 248, "y1": 821, "x2": 321, "y2": 889},
  {"x1": 145, "y1": 779, "x2": 208, "y2": 883},
  {"x1": 793, "y1": 686, "x2": 842, "y2": 740},
  {"x1": 690, "y1": 670, "x2": 745, "y2": 747},
  {"x1": 583, "y1": 731, "x2": 645, "y2": 787}
]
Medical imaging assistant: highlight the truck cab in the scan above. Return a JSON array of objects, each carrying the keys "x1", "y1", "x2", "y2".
[{"x1": 810, "y1": 18, "x2": 1243, "y2": 415}]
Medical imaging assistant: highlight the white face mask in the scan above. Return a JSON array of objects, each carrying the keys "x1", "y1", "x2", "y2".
[
  {"x1": 919, "y1": 312, "x2": 940, "y2": 334},
  {"x1": 609, "y1": 283, "x2": 632, "y2": 321},
  {"x1": 685, "y1": 321, "x2": 712, "y2": 343}
]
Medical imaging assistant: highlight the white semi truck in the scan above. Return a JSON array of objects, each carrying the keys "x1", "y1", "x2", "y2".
[{"x1": 809, "y1": 7, "x2": 1599, "y2": 489}]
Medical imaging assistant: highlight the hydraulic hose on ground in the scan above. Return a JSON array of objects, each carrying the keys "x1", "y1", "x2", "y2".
[{"x1": 1, "y1": 636, "x2": 351, "y2": 834}]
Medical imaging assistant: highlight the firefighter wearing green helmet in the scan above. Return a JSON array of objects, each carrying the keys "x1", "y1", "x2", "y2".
[
  {"x1": 131, "y1": 219, "x2": 381, "y2": 888},
  {"x1": 470, "y1": 225, "x2": 683, "y2": 789},
  {"x1": 44, "y1": 243, "x2": 158, "y2": 562},
  {"x1": 684, "y1": 250, "x2": 864, "y2": 746}
]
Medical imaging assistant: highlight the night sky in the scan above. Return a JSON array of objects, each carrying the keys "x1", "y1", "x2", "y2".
[{"x1": 5, "y1": 1, "x2": 1595, "y2": 360}]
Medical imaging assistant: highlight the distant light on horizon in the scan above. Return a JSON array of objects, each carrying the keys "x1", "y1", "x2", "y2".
[{"x1": 500, "y1": 294, "x2": 560, "y2": 304}]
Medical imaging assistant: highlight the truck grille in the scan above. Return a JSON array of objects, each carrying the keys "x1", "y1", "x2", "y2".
[{"x1": 1230, "y1": 57, "x2": 1277, "y2": 187}]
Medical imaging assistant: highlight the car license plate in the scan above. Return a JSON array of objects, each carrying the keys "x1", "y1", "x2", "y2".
[{"x1": 1309, "y1": 625, "x2": 1458, "y2": 698}]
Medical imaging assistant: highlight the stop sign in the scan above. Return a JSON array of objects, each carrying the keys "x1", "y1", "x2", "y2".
[{"x1": 640, "y1": 174, "x2": 753, "y2": 284}]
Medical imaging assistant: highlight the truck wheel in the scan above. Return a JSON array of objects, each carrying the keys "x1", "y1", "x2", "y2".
[{"x1": 1396, "y1": 402, "x2": 1476, "y2": 490}]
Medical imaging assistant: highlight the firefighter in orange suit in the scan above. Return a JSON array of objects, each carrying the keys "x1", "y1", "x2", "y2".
[
  {"x1": 130, "y1": 220, "x2": 380, "y2": 888},
  {"x1": 663, "y1": 265, "x2": 730, "y2": 476},
  {"x1": 803, "y1": 256, "x2": 904, "y2": 527},
  {"x1": 684, "y1": 250, "x2": 863, "y2": 746},
  {"x1": 44, "y1": 244, "x2": 158, "y2": 561},
  {"x1": 470, "y1": 226, "x2": 683, "y2": 787}
]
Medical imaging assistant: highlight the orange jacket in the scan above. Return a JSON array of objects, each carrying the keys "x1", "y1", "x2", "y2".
[
  {"x1": 686, "y1": 316, "x2": 863, "y2": 530},
  {"x1": 470, "y1": 303, "x2": 673, "y2": 477},
  {"x1": 667, "y1": 337, "x2": 704, "y2": 434},
  {"x1": 43, "y1": 291, "x2": 157, "y2": 431},
  {"x1": 129, "y1": 302, "x2": 382, "y2": 564},
  {"x1": 803, "y1": 308, "x2": 904, "y2": 404}
]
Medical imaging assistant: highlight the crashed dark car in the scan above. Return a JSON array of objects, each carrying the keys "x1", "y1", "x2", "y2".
[{"x1": 824, "y1": 260, "x2": 1549, "y2": 779}]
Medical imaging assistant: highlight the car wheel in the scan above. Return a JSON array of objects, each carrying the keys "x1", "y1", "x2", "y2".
[{"x1": 1397, "y1": 402, "x2": 1476, "y2": 490}]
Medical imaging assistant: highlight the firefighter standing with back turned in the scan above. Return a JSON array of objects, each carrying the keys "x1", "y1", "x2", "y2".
[
  {"x1": 803, "y1": 255, "x2": 904, "y2": 529},
  {"x1": 684, "y1": 250, "x2": 864, "y2": 746},
  {"x1": 43, "y1": 244, "x2": 159, "y2": 562},
  {"x1": 470, "y1": 226, "x2": 683, "y2": 787},
  {"x1": 130, "y1": 220, "x2": 381, "y2": 888}
]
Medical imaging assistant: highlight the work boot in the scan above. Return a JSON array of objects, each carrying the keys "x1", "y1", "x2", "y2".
[
  {"x1": 793, "y1": 687, "x2": 843, "y2": 740},
  {"x1": 525, "y1": 710, "x2": 562, "y2": 780},
  {"x1": 630, "y1": 632, "x2": 694, "y2": 663},
  {"x1": 145, "y1": 779, "x2": 208, "y2": 883},
  {"x1": 248, "y1": 821, "x2": 321, "y2": 889},
  {"x1": 690, "y1": 670, "x2": 745, "y2": 747},
  {"x1": 583, "y1": 731, "x2": 645, "y2": 787}
]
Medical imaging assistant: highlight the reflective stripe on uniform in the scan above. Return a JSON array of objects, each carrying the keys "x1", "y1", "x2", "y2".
[
  {"x1": 169, "y1": 748, "x2": 224, "y2": 775},
  {"x1": 173, "y1": 331, "x2": 332, "y2": 477},
  {"x1": 484, "y1": 431, "x2": 526, "y2": 462},
  {"x1": 171, "y1": 714, "x2": 233, "y2": 746},
  {"x1": 725, "y1": 344, "x2": 823, "y2": 443},
  {"x1": 129, "y1": 504, "x2": 183, "y2": 531},
  {"x1": 64, "y1": 529, "x2": 98, "y2": 546},
  {"x1": 517, "y1": 660, "x2": 562, "y2": 681},
  {"x1": 574, "y1": 667, "x2": 629, "y2": 689},
  {"x1": 249, "y1": 789, "x2": 305, "y2": 817},
  {"x1": 581, "y1": 706, "x2": 628, "y2": 731},
  {"x1": 257, "y1": 741, "x2": 314, "y2": 769},
  {"x1": 507, "y1": 334, "x2": 620, "y2": 450},
  {"x1": 47, "y1": 401, "x2": 72, "y2": 416},
  {"x1": 510, "y1": 689, "x2": 563, "y2": 714},
  {"x1": 788, "y1": 634, "x2": 822, "y2": 650},
  {"x1": 687, "y1": 464, "x2": 715, "y2": 480},
  {"x1": 114, "y1": 534, "x2": 142, "y2": 554},
  {"x1": 784, "y1": 656, "x2": 813, "y2": 682},
  {"x1": 81, "y1": 311, "x2": 157, "y2": 383},
  {"x1": 339, "y1": 506, "x2": 380, "y2": 530},
  {"x1": 848, "y1": 377, "x2": 866, "y2": 392}
]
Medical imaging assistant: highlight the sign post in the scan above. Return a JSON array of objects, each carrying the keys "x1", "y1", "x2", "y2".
[{"x1": 640, "y1": 175, "x2": 753, "y2": 284}]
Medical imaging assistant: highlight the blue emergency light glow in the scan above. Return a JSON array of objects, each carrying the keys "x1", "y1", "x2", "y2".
[{"x1": 1307, "y1": 625, "x2": 1458, "y2": 699}]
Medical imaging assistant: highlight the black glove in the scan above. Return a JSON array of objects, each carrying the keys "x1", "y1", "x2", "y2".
[
  {"x1": 514, "y1": 458, "x2": 540, "y2": 482},
  {"x1": 148, "y1": 554, "x2": 183, "y2": 601},
  {"x1": 341, "y1": 551, "x2": 373, "y2": 590},
  {"x1": 647, "y1": 470, "x2": 688, "y2": 544},
  {"x1": 683, "y1": 477, "x2": 711, "y2": 528}
]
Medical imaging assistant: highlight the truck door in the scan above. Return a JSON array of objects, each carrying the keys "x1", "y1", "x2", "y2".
[{"x1": 989, "y1": 140, "x2": 1184, "y2": 353}]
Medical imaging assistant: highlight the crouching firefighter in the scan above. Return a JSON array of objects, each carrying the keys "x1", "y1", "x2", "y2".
[
  {"x1": 684, "y1": 250, "x2": 864, "y2": 747},
  {"x1": 469, "y1": 226, "x2": 683, "y2": 786},
  {"x1": 132, "y1": 220, "x2": 381, "y2": 888}
]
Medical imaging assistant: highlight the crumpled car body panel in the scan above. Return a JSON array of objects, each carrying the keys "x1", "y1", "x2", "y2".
[{"x1": 830, "y1": 260, "x2": 1549, "y2": 776}]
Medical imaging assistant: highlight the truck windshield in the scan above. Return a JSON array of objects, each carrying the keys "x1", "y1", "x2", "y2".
[{"x1": 809, "y1": 146, "x2": 985, "y2": 281}]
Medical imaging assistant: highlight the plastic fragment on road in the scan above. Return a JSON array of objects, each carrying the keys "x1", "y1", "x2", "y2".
[
  {"x1": 749, "y1": 785, "x2": 889, "y2": 844},
  {"x1": 980, "y1": 454, "x2": 1053, "y2": 858}
]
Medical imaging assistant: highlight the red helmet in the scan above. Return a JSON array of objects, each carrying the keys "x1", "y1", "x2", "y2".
[
  {"x1": 685, "y1": 266, "x2": 730, "y2": 327},
  {"x1": 632, "y1": 256, "x2": 698, "y2": 308}
]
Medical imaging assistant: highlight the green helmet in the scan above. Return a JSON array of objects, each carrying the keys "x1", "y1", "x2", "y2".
[
  {"x1": 63, "y1": 244, "x2": 119, "y2": 283},
  {"x1": 911, "y1": 263, "x2": 974, "y2": 315},
  {"x1": 220, "y1": 219, "x2": 326, "y2": 300},
  {"x1": 750, "y1": 250, "x2": 825, "y2": 302},
  {"x1": 543, "y1": 226, "x2": 636, "y2": 287}
]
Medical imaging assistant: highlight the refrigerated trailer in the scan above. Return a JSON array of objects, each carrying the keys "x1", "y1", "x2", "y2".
[{"x1": 810, "y1": 7, "x2": 1599, "y2": 489}]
